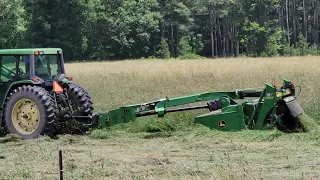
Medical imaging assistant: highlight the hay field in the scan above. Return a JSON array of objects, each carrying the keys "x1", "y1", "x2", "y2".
[{"x1": 1, "y1": 56, "x2": 320, "y2": 179}]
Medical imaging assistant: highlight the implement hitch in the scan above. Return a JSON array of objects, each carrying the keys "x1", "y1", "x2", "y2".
[{"x1": 77, "y1": 79, "x2": 304, "y2": 132}]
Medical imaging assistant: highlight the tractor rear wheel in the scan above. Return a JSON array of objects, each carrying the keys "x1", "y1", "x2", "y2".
[
  {"x1": 3, "y1": 85, "x2": 58, "y2": 139},
  {"x1": 67, "y1": 82, "x2": 93, "y2": 116},
  {"x1": 61, "y1": 83, "x2": 93, "y2": 134}
]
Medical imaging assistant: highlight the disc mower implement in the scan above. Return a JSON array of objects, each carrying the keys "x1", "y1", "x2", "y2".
[{"x1": 95, "y1": 79, "x2": 303, "y2": 132}]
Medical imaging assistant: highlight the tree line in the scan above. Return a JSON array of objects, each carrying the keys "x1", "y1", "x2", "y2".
[{"x1": 0, "y1": 0, "x2": 320, "y2": 61}]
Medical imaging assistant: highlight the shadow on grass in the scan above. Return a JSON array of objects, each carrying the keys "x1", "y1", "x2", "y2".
[{"x1": 0, "y1": 134, "x2": 21, "y2": 143}]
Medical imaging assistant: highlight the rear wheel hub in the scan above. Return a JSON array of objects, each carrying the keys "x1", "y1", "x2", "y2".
[{"x1": 11, "y1": 98, "x2": 40, "y2": 135}]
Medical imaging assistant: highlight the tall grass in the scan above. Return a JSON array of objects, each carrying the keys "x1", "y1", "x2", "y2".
[{"x1": 1, "y1": 56, "x2": 320, "y2": 179}]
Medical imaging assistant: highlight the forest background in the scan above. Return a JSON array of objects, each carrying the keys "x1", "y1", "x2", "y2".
[{"x1": 0, "y1": 0, "x2": 318, "y2": 61}]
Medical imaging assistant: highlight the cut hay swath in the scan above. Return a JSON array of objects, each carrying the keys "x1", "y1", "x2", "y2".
[{"x1": 297, "y1": 113, "x2": 320, "y2": 132}]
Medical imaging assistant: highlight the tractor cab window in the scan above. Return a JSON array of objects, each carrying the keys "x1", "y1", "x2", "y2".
[
  {"x1": 0, "y1": 55, "x2": 28, "y2": 82},
  {"x1": 34, "y1": 55, "x2": 59, "y2": 80}
]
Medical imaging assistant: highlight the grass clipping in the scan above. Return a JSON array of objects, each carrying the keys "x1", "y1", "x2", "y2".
[{"x1": 296, "y1": 113, "x2": 320, "y2": 133}]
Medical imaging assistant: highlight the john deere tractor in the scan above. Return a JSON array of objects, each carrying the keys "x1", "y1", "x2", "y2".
[{"x1": 0, "y1": 48, "x2": 97, "y2": 139}]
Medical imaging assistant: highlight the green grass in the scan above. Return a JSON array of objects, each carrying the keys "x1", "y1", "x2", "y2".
[{"x1": 1, "y1": 56, "x2": 320, "y2": 179}]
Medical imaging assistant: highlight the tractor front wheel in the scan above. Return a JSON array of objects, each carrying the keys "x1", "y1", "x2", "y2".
[{"x1": 3, "y1": 85, "x2": 58, "y2": 139}]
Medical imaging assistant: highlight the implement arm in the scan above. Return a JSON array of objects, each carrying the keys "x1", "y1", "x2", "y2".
[
  {"x1": 96, "y1": 88, "x2": 266, "y2": 128},
  {"x1": 0, "y1": 64, "x2": 15, "y2": 79}
]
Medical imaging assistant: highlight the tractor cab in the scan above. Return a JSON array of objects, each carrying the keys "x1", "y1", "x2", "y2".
[{"x1": 0, "y1": 48, "x2": 65, "y2": 83}]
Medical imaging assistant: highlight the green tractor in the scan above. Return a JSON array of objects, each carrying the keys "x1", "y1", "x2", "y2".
[{"x1": 0, "y1": 48, "x2": 97, "y2": 139}]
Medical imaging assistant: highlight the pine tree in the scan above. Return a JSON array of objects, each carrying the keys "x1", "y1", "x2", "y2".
[{"x1": 156, "y1": 38, "x2": 171, "y2": 59}]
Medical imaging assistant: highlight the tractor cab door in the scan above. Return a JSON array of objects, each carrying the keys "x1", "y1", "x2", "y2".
[
  {"x1": 0, "y1": 55, "x2": 11, "y2": 105},
  {"x1": 0, "y1": 55, "x2": 29, "y2": 99},
  {"x1": 0, "y1": 55, "x2": 30, "y2": 107}
]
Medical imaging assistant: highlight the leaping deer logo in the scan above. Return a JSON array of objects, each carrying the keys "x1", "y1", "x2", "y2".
[{"x1": 218, "y1": 121, "x2": 226, "y2": 128}]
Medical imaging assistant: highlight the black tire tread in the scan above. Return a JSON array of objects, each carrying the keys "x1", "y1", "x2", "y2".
[{"x1": 67, "y1": 83, "x2": 94, "y2": 116}]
